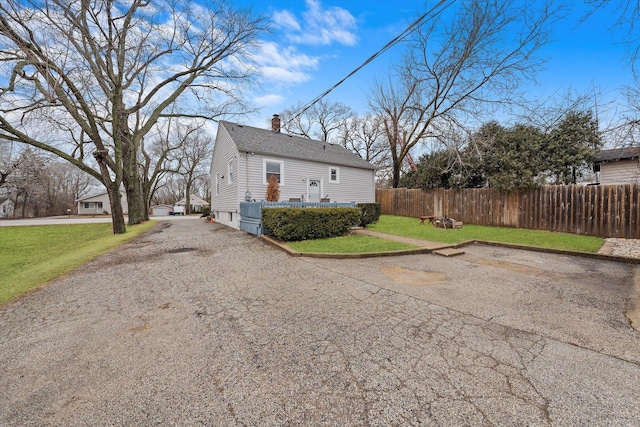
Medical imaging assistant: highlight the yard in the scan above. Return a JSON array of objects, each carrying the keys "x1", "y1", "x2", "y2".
[
  {"x1": 288, "y1": 214, "x2": 605, "y2": 254},
  {"x1": 0, "y1": 216, "x2": 607, "y2": 303},
  {"x1": 0, "y1": 222, "x2": 156, "y2": 304}
]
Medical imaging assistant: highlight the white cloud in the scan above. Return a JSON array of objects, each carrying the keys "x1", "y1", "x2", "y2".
[
  {"x1": 273, "y1": 10, "x2": 301, "y2": 32},
  {"x1": 260, "y1": 66, "x2": 311, "y2": 84},
  {"x1": 274, "y1": 0, "x2": 357, "y2": 46},
  {"x1": 253, "y1": 41, "x2": 318, "y2": 84},
  {"x1": 254, "y1": 93, "x2": 285, "y2": 108}
]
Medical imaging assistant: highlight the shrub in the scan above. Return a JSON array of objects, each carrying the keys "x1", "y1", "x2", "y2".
[
  {"x1": 262, "y1": 207, "x2": 361, "y2": 241},
  {"x1": 357, "y1": 203, "x2": 381, "y2": 228},
  {"x1": 200, "y1": 206, "x2": 211, "y2": 217},
  {"x1": 265, "y1": 175, "x2": 280, "y2": 201}
]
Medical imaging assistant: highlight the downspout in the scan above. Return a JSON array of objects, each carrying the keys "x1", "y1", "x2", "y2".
[{"x1": 244, "y1": 151, "x2": 251, "y2": 201}]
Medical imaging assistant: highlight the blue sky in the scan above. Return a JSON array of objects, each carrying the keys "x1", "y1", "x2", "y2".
[{"x1": 235, "y1": 0, "x2": 635, "y2": 129}]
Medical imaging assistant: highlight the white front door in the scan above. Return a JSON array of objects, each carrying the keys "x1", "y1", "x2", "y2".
[{"x1": 308, "y1": 180, "x2": 321, "y2": 202}]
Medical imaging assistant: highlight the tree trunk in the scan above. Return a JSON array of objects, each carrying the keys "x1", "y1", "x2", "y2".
[
  {"x1": 392, "y1": 163, "x2": 401, "y2": 188},
  {"x1": 106, "y1": 183, "x2": 126, "y2": 234},
  {"x1": 93, "y1": 149, "x2": 126, "y2": 234},
  {"x1": 143, "y1": 199, "x2": 150, "y2": 221},
  {"x1": 21, "y1": 191, "x2": 28, "y2": 218},
  {"x1": 122, "y1": 138, "x2": 145, "y2": 225},
  {"x1": 141, "y1": 172, "x2": 152, "y2": 221},
  {"x1": 185, "y1": 183, "x2": 191, "y2": 215},
  {"x1": 123, "y1": 171, "x2": 145, "y2": 225}
]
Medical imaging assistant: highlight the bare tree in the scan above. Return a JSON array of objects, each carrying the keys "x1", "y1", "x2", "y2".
[
  {"x1": 193, "y1": 174, "x2": 212, "y2": 204},
  {"x1": 585, "y1": 0, "x2": 640, "y2": 74},
  {"x1": 337, "y1": 114, "x2": 391, "y2": 183},
  {"x1": 3, "y1": 146, "x2": 98, "y2": 217},
  {"x1": 45, "y1": 161, "x2": 97, "y2": 215},
  {"x1": 0, "y1": 139, "x2": 18, "y2": 189},
  {"x1": 173, "y1": 126, "x2": 212, "y2": 215},
  {"x1": 8, "y1": 147, "x2": 47, "y2": 217},
  {"x1": 139, "y1": 119, "x2": 200, "y2": 219},
  {"x1": 281, "y1": 100, "x2": 354, "y2": 142},
  {"x1": 620, "y1": 83, "x2": 640, "y2": 146},
  {"x1": 0, "y1": 0, "x2": 266, "y2": 232},
  {"x1": 584, "y1": 1, "x2": 640, "y2": 147},
  {"x1": 152, "y1": 174, "x2": 184, "y2": 206},
  {"x1": 368, "y1": 0, "x2": 561, "y2": 187}
]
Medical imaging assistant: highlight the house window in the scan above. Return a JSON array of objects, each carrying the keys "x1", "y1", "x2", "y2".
[
  {"x1": 83, "y1": 202, "x2": 93, "y2": 209},
  {"x1": 228, "y1": 160, "x2": 234, "y2": 184},
  {"x1": 264, "y1": 159, "x2": 284, "y2": 185},
  {"x1": 329, "y1": 167, "x2": 339, "y2": 183}
]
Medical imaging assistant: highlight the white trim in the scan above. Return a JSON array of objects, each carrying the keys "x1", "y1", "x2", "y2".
[
  {"x1": 215, "y1": 172, "x2": 220, "y2": 195},
  {"x1": 328, "y1": 166, "x2": 340, "y2": 184},
  {"x1": 228, "y1": 159, "x2": 234, "y2": 184},
  {"x1": 263, "y1": 158, "x2": 284, "y2": 186}
]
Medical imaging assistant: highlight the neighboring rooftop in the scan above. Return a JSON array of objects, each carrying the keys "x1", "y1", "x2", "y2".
[
  {"x1": 594, "y1": 147, "x2": 640, "y2": 163},
  {"x1": 219, "y1": 121, "x2": 376, "y2": 170},
  {"x1": 175, "y1": 195, "x2": 209, "y2": 206}
]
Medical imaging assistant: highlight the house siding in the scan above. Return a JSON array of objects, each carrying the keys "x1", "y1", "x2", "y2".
[
  {"x1": 211, "y1": 121, "x2": 376, "y2": 231},
  {"x1": 77, "y1": 191, "x2": 128, "y2": 215},
  {"x1": 240, "y1": 154, "x2": 374, "y2": 204},
  {"x1": 0, "y1": 199, "x2": 14, "y2": 219},
  {"x1": 600, "y1": 159, "x2": 640, "y2": 184},
  {"x1": 210, "y1": 125, "x2": 241, "y2": 227}
]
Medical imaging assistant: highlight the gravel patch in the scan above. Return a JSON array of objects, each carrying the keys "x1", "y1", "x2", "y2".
[{"x1": 605, "y1": 238, "x2": 640, "y2": 258}]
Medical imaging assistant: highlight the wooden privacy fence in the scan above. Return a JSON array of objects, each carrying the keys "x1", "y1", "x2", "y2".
[{"x1": 376, "y1": 185, "x2": 640, "y2": 239}]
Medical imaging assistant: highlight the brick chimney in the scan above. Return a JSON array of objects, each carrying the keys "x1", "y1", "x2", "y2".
[{"x1": 271, "y1": 114, "x2": 281, "y2": 133}]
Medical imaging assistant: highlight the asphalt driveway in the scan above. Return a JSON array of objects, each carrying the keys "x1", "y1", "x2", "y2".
[{"x1": 1, "y1": 218, "x2": 639, "y2": 426}]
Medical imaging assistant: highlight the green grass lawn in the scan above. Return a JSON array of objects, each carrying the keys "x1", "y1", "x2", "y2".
[
  {"x1": 369, "y1": 215, "x2": 604, "y2": 253},
  {"x1": 0, "y1": 222, "x2": 157, "y2": 305},
  {"x1": 287, "y1": 234, "x2": 417, "y2": 254}
]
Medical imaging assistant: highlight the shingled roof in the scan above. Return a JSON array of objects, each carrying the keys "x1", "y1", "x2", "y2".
[
  {"x1": 594, "y1": 147, "x2": 640, "y2": 163},
  {"x1": 219, "y1": 121, "x2": 376, "y2": 170}
]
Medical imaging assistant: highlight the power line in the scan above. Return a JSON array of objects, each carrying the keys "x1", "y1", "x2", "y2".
[{"x1": 281, "y1": 0, "x2": 455, "y2": 131}]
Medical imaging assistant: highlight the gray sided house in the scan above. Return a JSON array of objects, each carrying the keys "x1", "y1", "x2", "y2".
[
  {"x1": 175, "y1": 195, "x2": 210, "y2": 213},
  {"x1": 594, "y1": 147, "x2": 640, "y2": 185},
  {"x1": 0, "y1": 196, "x2": 14, "y2": 219},
  {"x1": 210, "y1": 117, "x2": 376, "y2": 229},
  {"x1": 76, "y1": 190, "x2": 128, "y2": 215}
]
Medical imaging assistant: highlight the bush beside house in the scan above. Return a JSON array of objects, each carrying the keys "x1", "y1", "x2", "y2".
[
  {"x1": 262, "y1": 207, "x2": 361, "y2": 241},
  {"x1": 357, "y1": 203, "x2": 381, "y2": 228}
]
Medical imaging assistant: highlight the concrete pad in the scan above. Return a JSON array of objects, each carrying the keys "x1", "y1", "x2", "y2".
[
  {"x1": 433, "y1": 248, "x2": 465, "y2": 257},
  {"x1": 598, "y1": 239, "x2": 616, "y2": 255}
]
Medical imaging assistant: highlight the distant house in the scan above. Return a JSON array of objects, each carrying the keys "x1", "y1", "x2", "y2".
[
  {"x1": 174, "y1": 194, "x2": 209, "y2": 214},
  {"x1": 77, "y1": 190, "x2": 128, "y2": 215},
  {"x1": 209, "y1": 116, "x2": 376, "y2": 229},
  {"x1": 151, "y1": 204, "x2": 173, "y2": 216},
  {"x1": 0, "y1": 197, "x2": 14, "y2": 219},
  {"x1": 594, "y1": 147, "x2": 640, "y2": 185}
]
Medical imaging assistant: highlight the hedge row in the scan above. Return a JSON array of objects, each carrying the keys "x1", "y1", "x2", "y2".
[
  {"x1": 261, "y1": 203, "x2": 382, "y2": 241},
  {"x1": 262, "y1": 207, "x2": 361, "y2": 242},
  {"x1": 356, "y1": 203, "x2": 381, "y2": 227}
]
